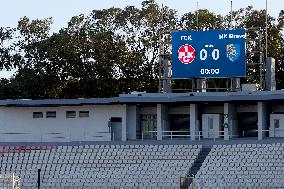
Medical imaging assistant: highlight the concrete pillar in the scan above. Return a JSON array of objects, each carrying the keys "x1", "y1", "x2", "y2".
[
  {"x1": 190, "y1": 104, "x2": 198, "y2": 141},
  {"x1": 157, "y1": 104, "x2": 168, "y2": 140},
  {"x1": 126, "y1": 105, "x2": 137, "y2": 140},
  {"x1": 265, "y1": 57, "x2": 276, "y2": 91},
  {"x1": 224, "y1": 103, "x2": 237, "y2": 140},
  {"x1": 258, "y1": 102, "x2": 268, "y2": 140},
  {"x1": 224, "y1": 103, "x2": 230, "y2": 141},
  {"x1": 121, "y1": 105, "x2": 127, "y2": 141},
  {"x1": 224, "y1": 128, "x2": 229, "y2": 140}
]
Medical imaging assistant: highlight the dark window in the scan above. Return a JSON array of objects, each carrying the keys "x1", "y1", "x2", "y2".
[
  {"x1": 33, "y1": 112, "x2": 43, "y2": 118},
  {"x1": 111, "y1": 117, "x2": 122, "y2": 122},
  {"x1": 46, "y1": 111, "x2": 56, "y2": 118},
  {"x1": 275, "y1": 119, "x2": 280, "y2": 128},
  {"x1": 66, "y1": 111, "x2": 76, "y2": 118},
  {"x1": 79, "y1": 111, "x2": 89, "y2": 118}
]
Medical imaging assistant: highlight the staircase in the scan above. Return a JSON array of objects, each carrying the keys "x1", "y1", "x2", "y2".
[
  {"x1": 189, "y1": 147, "x2": 211, "y2": 176},
  {"x1": 181, "y1": 147, "x2": 211, "y2": 189}
]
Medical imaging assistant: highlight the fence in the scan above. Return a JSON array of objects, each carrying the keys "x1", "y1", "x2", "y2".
[{"x1": 141, "y1": 129, "x2": 272, "y2": 141}]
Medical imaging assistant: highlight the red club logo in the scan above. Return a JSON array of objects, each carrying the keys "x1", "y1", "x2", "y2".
[{"x1": 178, "y1": 44, "x2": 196, "y2": 64}]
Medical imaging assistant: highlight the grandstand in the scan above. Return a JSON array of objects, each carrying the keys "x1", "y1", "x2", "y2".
[
  {"x1": 0, "y1": 87, "x2": 283, "y2": 188},
  {"x1": 0, "y1": 139, "x2": 284, "y2": 188},
  {"x1": 195, "y1": 142, "x2": 284, "y2": 189},
  {"x1": 0, "y1": 143, "x2": 200, "y2": 188},
  {"x1": 0, "y1": 85, "x2": 284, "y2": 188}
]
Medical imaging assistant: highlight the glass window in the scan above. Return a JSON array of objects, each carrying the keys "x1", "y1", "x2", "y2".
[
  {"x1": 66, "y1": 111, "x2": 76, "y2": 118},
  {"x1": 274, "y1": 119, "x2": 280, "y2": 128},
  {"x1": 139, "y1": 114, "x2": 157, "y2": 140},
  {"x1": 79, "y1": 111, "x2": 89, "y2": 118},
  {"x1": 33, "y1": 112, "x2": 43, "y2": 118},
  {"x1": 46, "y1": 111, "x2": 56, "y2": 118},
  {"x1": 209, "y1": 118, "x2": 214, "y2": 130}
]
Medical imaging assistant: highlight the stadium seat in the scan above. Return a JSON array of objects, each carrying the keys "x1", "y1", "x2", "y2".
[
  {"x1": 195, "y1": 142, "x2": 284, "y2": 188},
  {"x1": 0, "y1": 144, "x2": 201, "y2": 188}
]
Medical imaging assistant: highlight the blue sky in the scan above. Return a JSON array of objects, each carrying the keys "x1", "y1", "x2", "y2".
[
  {"x1": 0, "y1": 0, "x2": 283, "y2": 33},
  {"x1": 0, "y1": 0, "x2": 283, "y2": 78}
]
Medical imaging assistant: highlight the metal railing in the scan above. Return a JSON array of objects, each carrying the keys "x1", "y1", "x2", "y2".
[
  {"x1": 161, "y1": 131, "x2": 191, "y2": 140},
  {"x1": 241, "y1": 129, "x2": 270, "y2": 137},
  {"x1": 141, "y1": 130, "x2": 190, "y2": 140}
]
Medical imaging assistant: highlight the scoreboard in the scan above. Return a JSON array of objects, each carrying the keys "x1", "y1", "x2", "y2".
[{"x1": 171, "y1": 29, "x2": 246, "y2": 78}]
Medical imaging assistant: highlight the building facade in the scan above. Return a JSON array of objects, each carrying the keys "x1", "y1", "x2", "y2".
[{"x1": 0, "y1": 91, "x2": 284, "y2": 142}]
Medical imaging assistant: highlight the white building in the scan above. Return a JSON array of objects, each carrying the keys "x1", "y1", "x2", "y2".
[{"x1": 1, "y1": 91, "x2": 284, "y2": 142}]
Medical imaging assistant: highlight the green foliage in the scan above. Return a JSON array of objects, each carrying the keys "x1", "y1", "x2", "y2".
[{"x1": 0, "y1": 1, "x2": 283, "y2": 98}]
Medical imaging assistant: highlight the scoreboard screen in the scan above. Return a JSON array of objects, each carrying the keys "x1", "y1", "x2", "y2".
[{"x1": 171, "y1": 29, "x2": 246, "y2": 78}]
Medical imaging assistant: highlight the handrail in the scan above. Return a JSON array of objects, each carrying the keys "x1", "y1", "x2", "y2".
[{"x1": 141, "y1": 130, "x2": 190, "y2": 140}]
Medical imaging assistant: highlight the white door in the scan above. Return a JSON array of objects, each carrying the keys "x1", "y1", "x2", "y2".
[
  {"x1": 111, "y1": 118, "x2": 122, "y2": 141},
  {"x1": 208, "y1": 117, "x2": 215, "y2": 138}
]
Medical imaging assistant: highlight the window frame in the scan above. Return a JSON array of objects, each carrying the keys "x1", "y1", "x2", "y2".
[
  {"x1": 46, "y1": 111, "x2": 56, "y2": 118},
  {"x1": 79, "y1": 111, "x2": 90, "y2": 118},
  {"x1": 66, "y1": 111, "x2": 76, "y2": 118},
  {"x1": 33, "y1": 112, "x2": 43, "y2": 119}
]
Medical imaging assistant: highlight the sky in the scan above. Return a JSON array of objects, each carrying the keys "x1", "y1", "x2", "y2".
[
  {"x1": 0, "y1": 0, "x2": 283, "y2": 78},
  {"x1": 0, "y1": 0, "x2": 282, "y2": 32}
]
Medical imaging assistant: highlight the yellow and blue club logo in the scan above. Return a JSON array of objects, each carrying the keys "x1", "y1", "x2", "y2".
[{"x1": 226, "y1": 44, "x2": 240, "y2": 62}]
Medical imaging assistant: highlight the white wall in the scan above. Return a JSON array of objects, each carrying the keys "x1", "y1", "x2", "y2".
[
  {"x1": 270, "y1": 114, "x2": 284, "y2": 137},
  {"x1": 0, "y1": 105, "x2": 126, "y2": 142}
]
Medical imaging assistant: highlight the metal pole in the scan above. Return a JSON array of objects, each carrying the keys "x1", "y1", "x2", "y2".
[
  {"x1": 230, "y1": 0, "x2": 233, "y2": 28},
  {"x1": 196, "y1": 1, "x2": 199, "y2": 30},
  {"x1": 12, "y1": 173, "x2": 15, "y2": 189},
  {"x1": 265, "y1": 0, "x2": 268, "y2": 58},
  {"x1": 158, "y1": 4, "x2": 164, "y2": 93},
  {"x1": 259, "y1": 32, "x2": 264, "y2": 90},
  {"x1": 37, "y1": 169, "x2": 41, "y2": 189}
]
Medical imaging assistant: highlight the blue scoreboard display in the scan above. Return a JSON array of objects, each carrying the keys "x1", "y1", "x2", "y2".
[{"x1": 172, "y1": 29, "x2": 246, "y2": 78}]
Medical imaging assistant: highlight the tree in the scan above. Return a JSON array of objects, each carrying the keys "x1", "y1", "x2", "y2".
[
  {"x1": 0, "y1": 1, "x2": 283, "y2": 99},
  {"x1": 0, "y1": 27, "x2": 14, "y2": 70}
]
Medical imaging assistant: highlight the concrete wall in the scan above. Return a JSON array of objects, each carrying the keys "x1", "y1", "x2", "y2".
[
  {"x1": 126, "y1": 105, "x2": 137, "y2": 140},
  {"x1": 272, "y1": 105, "x2": 284, "y2": 113},
  {"x1": 224, "y1": 103, "x2": 238, "y2": 138},
  {"x1": 168, "y1": 106, "x2": 190, "y2": 114},
  {"x1": 258, "y1": 102, "x2": 268, "y2": 140},
  {"x1": 270, "y1": 114, "x2": 284, "y2": 137},
  {"x1": 138, "y1": 107, "x2": 157, "y2": 115},
  {"x1": 157, "y1": 104, "x2": 169, "y2": 140},
  {"x1": 0, "y1": 105, "x2": 126, "y2": 142},
  {"x1": 237, "y1": 104, "x2": 257, "y2": 113},
  {"x1": 190, "y1": 104, "x2": 199, "y2": 141},
  {"x1": 202, "y1": 105, "x2": 224, "y2": 114}
]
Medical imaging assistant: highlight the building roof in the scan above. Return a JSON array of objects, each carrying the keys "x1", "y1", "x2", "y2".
[
  {"x1": 0, "y1": 98, "x2": 119, "y2": 107},
  {"x1": 1, "y1": 90, "x2": 284, "y2": 107},
  {"x1": 118, "y1": 90, "x2": 284, "y2": 104}
]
